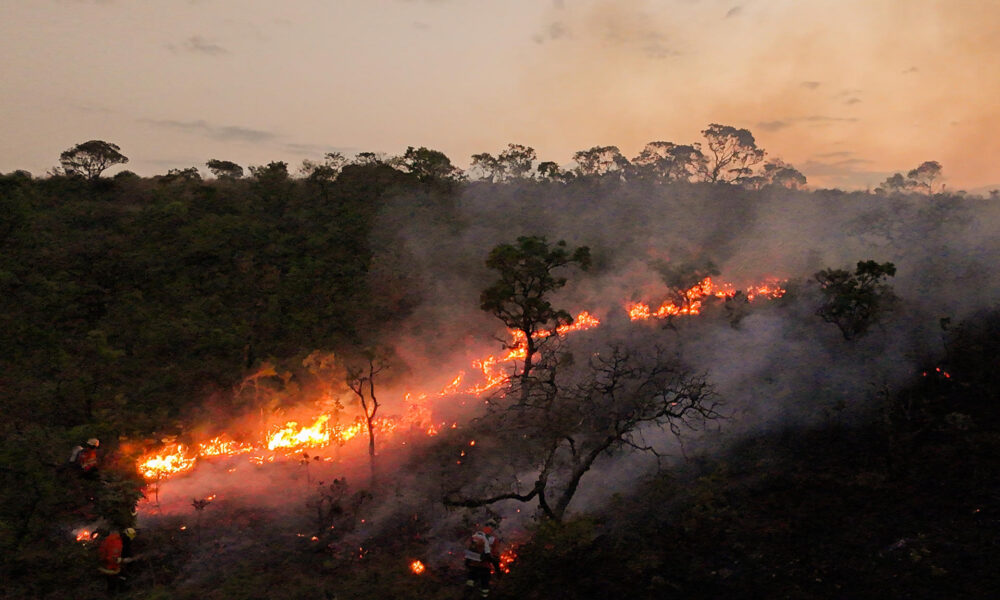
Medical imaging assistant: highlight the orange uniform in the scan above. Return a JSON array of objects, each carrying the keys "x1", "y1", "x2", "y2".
[{"x1": 98, "y1": 532, "x2": 123, "y2": 575}]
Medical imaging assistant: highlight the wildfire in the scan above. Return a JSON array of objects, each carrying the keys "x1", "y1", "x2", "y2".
[
  {"x1": 133, "y1": 277, "x2": 784, "y2": 483},
  {"x1": 409, "y1": 560, "x2": 426, "y2": 574}
]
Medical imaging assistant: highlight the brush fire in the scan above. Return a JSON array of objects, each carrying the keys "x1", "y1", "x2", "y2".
[{"x1": 135, "y1": 276, "x2": 784, "y2": 485}]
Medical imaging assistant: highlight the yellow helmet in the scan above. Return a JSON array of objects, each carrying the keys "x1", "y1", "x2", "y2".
[
  {"x1": 124, "y1": 527, "x2": 136, "y2": 539},
  {"x1": 87, "y1": 438, "x2": 100, "y2": 448}
]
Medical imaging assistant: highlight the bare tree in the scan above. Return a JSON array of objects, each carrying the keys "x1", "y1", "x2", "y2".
[
  {"x1": 444, "y1": 343, "x2": 721, "y2": 522},
  {"x1": 346, "y1": 355, "x2": 387, "y2": 484}
]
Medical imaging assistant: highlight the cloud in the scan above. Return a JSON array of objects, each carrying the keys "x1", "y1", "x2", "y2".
[
  {"x1": 801, "y1": 81, "x2": 821, "y2": 89},
  {"x1": 801, "y1": 115, "x2": 859, "y2": 124},
  {"x1": 167, "y1": 35, "x2": 229, "y2": 55},
  {"x1": 758, "y1": 115, "x2": 857, "y2": 131},
  {"x1": 758, "y1": 120, "x2": 790, "y2": 132},
  {"x1": 140, "y1": 119, "x2": 277, "y2": 143},
  {"x1": 725, "y1": 6, "x2": 742, "y2": 19}
]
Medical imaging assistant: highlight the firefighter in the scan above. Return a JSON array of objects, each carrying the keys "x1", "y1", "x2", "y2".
[
  {"x1": 97, "y1": 527, "x2": 136, "y2": 595},
  {"x1": 464, "y1": 519, "x2": 501, "y2": 599},
  {"x1": 69, "y1": 438, "x2": 100, "y2": 478}
]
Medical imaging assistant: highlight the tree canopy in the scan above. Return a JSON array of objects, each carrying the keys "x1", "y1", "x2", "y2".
[{"x1": 59, "y1": 140, "x2": 128, "y2": 180}]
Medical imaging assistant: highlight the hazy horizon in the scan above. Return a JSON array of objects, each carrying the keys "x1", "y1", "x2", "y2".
[{"x1": 2, "y1": 0, "x2": 999, "y2": 191}]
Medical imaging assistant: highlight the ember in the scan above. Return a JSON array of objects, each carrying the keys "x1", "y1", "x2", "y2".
[
  {"x1": 410, "y1": 559, "x2": 426, "y2": 574},
  {"x1": 498, "y1": 546, "x2": 517, "y2": 574},
  {"x1": 74, "y1": 529, "x2": 96, "y2": 542}
]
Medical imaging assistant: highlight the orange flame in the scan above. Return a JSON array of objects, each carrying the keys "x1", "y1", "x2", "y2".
[
  {"x1": 199, "y1": 436, "x2": 254, "y2": 457},
  {"x1": 267, "y1": 415, "x2": 332, "y2": 451},
  {"x1": 628, "y1": 277, "x2": 784, "y2": 321},
  {"x1": 138, "y1": 444, "x2": 197, "y2": 479},
  {"x1": 410, "y1": 560, "x2": 426, "y2": 574}
]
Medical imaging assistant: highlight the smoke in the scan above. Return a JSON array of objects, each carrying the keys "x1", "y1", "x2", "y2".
[
  {"x1": 363, "y1": 179, "x2": 999, "y2": 514},
  {"x1": 140, "y1": 179, "x2": 998, "y2": 587}
]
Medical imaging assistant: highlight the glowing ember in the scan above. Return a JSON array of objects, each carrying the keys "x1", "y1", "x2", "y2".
[
  {"x1": 74, "y1": 529, "x2": 96, "y2": 542},
  {"x1": 440, "y1": 374, "x2": 464, "y2": 395},
  {"x1": 410, "y1": 560, "x2": 426, "y2": 574},
  {"x1": 498, "y1": 546, "x2": 517, "y2": 574}
]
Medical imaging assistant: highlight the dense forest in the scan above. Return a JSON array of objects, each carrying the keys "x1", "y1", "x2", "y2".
[{"x1": 1, "y1": 132, "x2": 998, "y2": 599}]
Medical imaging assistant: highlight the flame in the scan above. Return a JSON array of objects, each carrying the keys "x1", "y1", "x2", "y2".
[
  {"x1": 628, "y1": 276, "x2": 784, "y2": 321},
  {"x1": 410, "y1": 560, "x2": 426, "y2": 574},
  {"x1": 199, "y1": 436, "x2": 254, "y2": 457},
  {"x1": 138, "y1": 444, "x2": 197, "y2": 479},
  {"x1": 267, "y1": 415, "x2": 332, "y2": 451}
]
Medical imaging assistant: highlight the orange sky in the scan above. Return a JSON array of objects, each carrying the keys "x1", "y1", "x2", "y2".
[{"x1": 1, "y1": 0, "x2": 997, "y2": 190}]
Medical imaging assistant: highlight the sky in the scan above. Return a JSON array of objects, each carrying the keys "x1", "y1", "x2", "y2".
[{"x1": 1, "y1": 0, "x2": 998, "y2": 191}]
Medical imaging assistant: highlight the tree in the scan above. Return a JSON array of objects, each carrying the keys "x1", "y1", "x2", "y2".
[
  {"x1": 630, "y1": 141, "x2": 707, "y2": 182},
  {"x1": 248, "y1": 161, "x2": 289, "y2": 182},
  {"x1": 537, "y1": 161, "x2": 572, "y2": 182},
  {"x1": 758, "y1": 160, "x2": 807, "y2": 189},
  {"x1": 299, "y1": 152, "x2": 347, "y2": 182},
  {"x1": 352, "y1": 151, "x2": 394, "y2": 166},
  {"x1": 470, "y1": 152, "x2": 503, "y2": 182},
  {"x1": 572, "y1": 146, "x2": 630, "y2": 178},
  {"x1": 59, "y1": 140, "x2": 128, "y2": 180},
  {"x1": 159, "y1": 167, "x2": 202, "y2": 184},
  {"x1": 480, "y1": 237, "x2": 591, "y2": 404},
  {"x1": 498, "y1": 143, "x2": 537, "y2": 180},
  {"x1": 205, "y1": 159, "x2": 244, "y2": 179},
  {"x1": 470, "y1": 144, "x2": 537, "y2": 182},
  {"x1": 906, "y1": 161, "x2": 942, "y2": 194},
  {"x1": 444, "y1": 343, "x2": 720, "y2": 521},
  {"x1": 401, "y1": 146, "x2": 461, "y2": 182},
  {"x1": 875, "y1": 161, "x2": 943, "y2": 195},
  {"x1": 346, "y1": 355, "x2": 387, "y2": 484},
  {"x1": 815, "y1": 260, "x2": 897, "y2": 340},
  {"x1": 700, "y1": 124, "x2": 765, "y2": 183}
]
